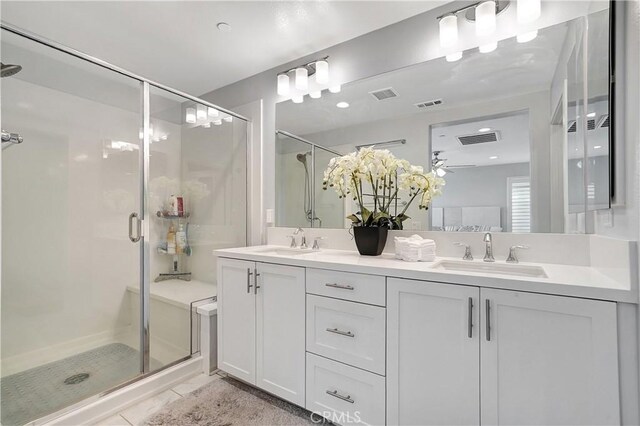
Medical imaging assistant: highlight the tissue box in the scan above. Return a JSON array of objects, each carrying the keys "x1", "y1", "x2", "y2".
[{"x1": 394, "y1": 235, "x2": 436, "y2": 262}]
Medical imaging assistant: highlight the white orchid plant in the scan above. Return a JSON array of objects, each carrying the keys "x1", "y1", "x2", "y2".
[{"x1": 322, "y1": 147, "x2": 445, "y2": 229}]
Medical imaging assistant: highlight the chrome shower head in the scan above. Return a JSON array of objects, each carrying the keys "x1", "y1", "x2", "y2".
[
  {"x1": 1, "y1": 62, "x2": 22, "y2": 78},
  {"x1": 296, "y1": 151, "x2": 311, "y2": 164}
]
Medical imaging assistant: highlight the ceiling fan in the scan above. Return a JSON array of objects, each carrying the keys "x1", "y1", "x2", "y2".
[{"x1": 432, "y1": 151, "x2": 476, "y2": 176}]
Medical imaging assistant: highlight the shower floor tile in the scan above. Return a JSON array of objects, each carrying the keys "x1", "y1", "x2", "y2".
[{"x1": 1, "y1": 343, "x2": 158, "y2": 426}]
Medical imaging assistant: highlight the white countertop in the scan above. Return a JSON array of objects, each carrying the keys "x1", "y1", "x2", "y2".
[{"x1": 214, "y1": 245, "x2": 637, "y2": 303}]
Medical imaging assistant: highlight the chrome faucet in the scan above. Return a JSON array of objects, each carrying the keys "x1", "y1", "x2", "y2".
[
  {"x1": 294, "y1": 227, "x2": 307, "y2": 249},
  {"x1": 454, "y1": 242, "x2": 473, "y2": 261},
  {"x1": 483, "y1": 233, "x2": 495, "y2": 262},
  {"x1": 312, "y1": 236, "x2": 325, "y2": 251}
]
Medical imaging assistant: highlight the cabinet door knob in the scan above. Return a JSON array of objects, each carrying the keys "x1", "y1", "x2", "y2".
[{"x1": 246, "y1": 268, "x2": 253, "y2": 294}]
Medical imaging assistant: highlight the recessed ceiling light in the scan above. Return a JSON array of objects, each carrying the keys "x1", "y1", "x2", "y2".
[
  {"x1": 336, "y1": 102, "x2": 349, "y2": 109},
  {"x1": 217, "y1": 22, "x2": 231, "y2": 32},
  {"x1": 479, "y1": 127, "x2": 491, "y2": 132},
  {"x1": 594, "y1": 145, "x2": 602, "y2": 149},
  {"x1": 489, "y1": 155, "x2": 498, "y2": 160},
  {"x1": 587, "y1": 112, "x2": 596, "y2": 118}
]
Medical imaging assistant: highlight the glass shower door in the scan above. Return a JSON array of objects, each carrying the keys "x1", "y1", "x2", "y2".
[{"x1": 1, "y1": 29, "x2": 144, "y2": 425}]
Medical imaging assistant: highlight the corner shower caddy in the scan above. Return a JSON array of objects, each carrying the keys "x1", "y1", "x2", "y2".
[{"x1": 155, "y1": 211, "x2": 192, "y2": 282}]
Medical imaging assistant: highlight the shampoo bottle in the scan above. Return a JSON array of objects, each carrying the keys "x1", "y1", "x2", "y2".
[
  {"x1": 176, "y1": 223, "x2": 187, "y2": 254},
  {"x1": 167, "y1": 223, "x2": 176, "y2": 254}
]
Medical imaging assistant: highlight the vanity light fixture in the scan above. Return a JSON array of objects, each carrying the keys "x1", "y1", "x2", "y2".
[
  {"x1": 446, "y1": 52, "x2": 463, "y2": 62},
  {"x1": 439, "y1": 14, "x2": 459, "y2": 48},
  {"x1": 185, "y1": 108, "x2": 196, "y2": 124},
  {"x1": 479, "y1": 42, "x2": 498, "y2": 53},
  {"x1": 476, "y1": 1, "x2": 497, "y2": 36},
  {"x1": 517, "y1": 0, "x2": 541, "y2": 24},
  {"x1": 208, "y1": 107, "x2": 219, "y2": 118},
  {"x1": 517, "y1": 30, "x2": 538, "y2": 43},
  {"x1": 277, "y1": 74, "x2": 290, "y2": 96},
  {"x1": 310, "y1": 91, "x2": 322, "y2": 99},
  {"x1": 292, "y1": 95, "x2": 304, "y2": 104},
  {"x1": 196, "y1": 105, "x2": 207, "y2": 121},
  {"x1": 315, "y1": 60, "x2": 329, "y2": 85},
  {"x1": 329, "y1": 84, "x2": 342, "y2": 94},
  {"x1": 336, "y1": 101, "x2": 350, "y2": 108},
  {"x1": 295, "y1": 67, "x2": 308, "y2": 91}
]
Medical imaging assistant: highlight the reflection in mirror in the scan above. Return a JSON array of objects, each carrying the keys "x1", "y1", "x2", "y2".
[
  {"x1": 275, "y1": 4, "x2": 611, "y2": 234},
  {"x1": 430, "y1": 111, "x2": 530, "y2": 233},
  {"x1": 275, "y1": 131, "x2": 345, "y2": 228}
]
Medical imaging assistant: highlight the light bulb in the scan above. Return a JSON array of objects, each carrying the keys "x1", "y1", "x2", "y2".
[
  {"x1": 315, "y1": 60, "x2": 329, "y2": 85},
  {"x1": 517, "y1": 30, "x2": 538, "y2": 43},
  {"x1": 329, "y1": 84, "x2": 341, "y2": 93},
  {"x1": 295, "y1": 67, "x2": 308, "y2": 91},
  {"x1": 186, "y1": 108, "x2": 196, "y2": 124},
  {"x1": 292, "y1": 95, "x2": 304, "y2": 104},
  {"x1": 208, "y1": 107, "x2": 219, "y2": 117},
  {"x1": 479, "y1": 41, "x2": 498, "y2": 53},
  {"x1": 277, "y1": 74, "x2": 290, "y2": 96},
  {"x1": 517, "y1": 0, "x2": 541, "y2": 24},
  {"x1": 310, "y1": 91, "x2": 322, "y2": 99},
  {"x1": 439, "y1": 15, "x2": 458, "y2": 48},
  {"x1": 476, "y1": 1, "x2": 496, "y2": 36},
  {"x1": 446, "y1": 52, "x2": 462, "y2": 62},
  {"x1": 196, "y1": 105, "x2": 207, "y2": 121}
]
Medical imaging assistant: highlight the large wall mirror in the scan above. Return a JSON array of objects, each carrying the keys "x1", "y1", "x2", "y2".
[{"x1": 275, "y1": 2, "x2": 613, "y2": 233}]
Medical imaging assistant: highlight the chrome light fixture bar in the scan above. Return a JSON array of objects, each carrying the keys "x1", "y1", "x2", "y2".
[{"x1": 276, "y1": 56, "x2": 332, "y2": 99}]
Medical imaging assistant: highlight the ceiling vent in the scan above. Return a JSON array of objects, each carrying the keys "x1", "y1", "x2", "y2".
[
  {"x1": 598, "y1": 115, "x2": 609, "y2": 128},
  {"x1": 415, "y1": 98, "x2": 443, "y2": 109},
  {"x1": 587, "y1": 119, "x2": 596, "y2": 131},
  {"x1": 457, "y1": 131, "x2": 500, "y2": 146},
  {"x1": 369, "y1": 87, "x2": 398, "y2": 101},
  {"x1": 567, "y1": 120, "x2": 577, "y2": 133}
]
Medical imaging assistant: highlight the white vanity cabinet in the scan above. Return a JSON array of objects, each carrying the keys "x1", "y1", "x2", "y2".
[
  {"x1": 388, "y1": 277, "x2": 620, "y2": 426},
  {"x1": 387, "y1": 278, "x2": 480, "y2": 426},
  {"x1": 481, "y1": 288, "x2": 620, "y2": 426},
  {"x1": 217, "y1": 258, "x2": 305, "y2": 406}
]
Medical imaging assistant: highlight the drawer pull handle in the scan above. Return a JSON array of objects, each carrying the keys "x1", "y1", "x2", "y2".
[
  {"x1": 326, "y1": 328, "x2": 355, "y2": 338},
  {"x1": 326, "y1": 389, "x2": 355, "y2": 404},
  {"x1": 325, "y1": 283, "x2": 354, "y2": 290}
]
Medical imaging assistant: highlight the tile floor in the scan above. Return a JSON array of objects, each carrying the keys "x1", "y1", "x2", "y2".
[{"x1": 95, "y1": 371, "x2": 222, "y2": 426}]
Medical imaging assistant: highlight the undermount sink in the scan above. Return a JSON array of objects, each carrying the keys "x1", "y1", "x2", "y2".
[
  {"x1": 254, "y1": 247, "x2": 315, "y2": 257},
  {"x1": 433, "y1": 260, "x2": 548, "y2": 279}
]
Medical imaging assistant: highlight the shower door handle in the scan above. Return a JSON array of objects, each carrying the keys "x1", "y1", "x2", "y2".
[{"x1": 129, "y1": 212, "x2": 141, "y2": 243}]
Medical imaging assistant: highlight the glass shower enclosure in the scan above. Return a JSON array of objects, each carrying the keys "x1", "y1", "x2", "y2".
[{"x1": 0, "y1": 24, "x2": 248, "y2": 425}]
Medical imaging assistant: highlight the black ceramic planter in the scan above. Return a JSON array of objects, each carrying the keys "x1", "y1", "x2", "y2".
[{"x1": 353, "y1": 226, "x2": 388, "y2": 256}]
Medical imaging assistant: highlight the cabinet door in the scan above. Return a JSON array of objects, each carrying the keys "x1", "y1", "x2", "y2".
[
  {"x1": 217, "y1": 258, "x2": 256, "y2": 384},
  {"x1": 481, "y1": 289, "x2": 619, "y2": 426},
  {"x1": 256, "y1": 262, "x2": 306, "y2": 406},
  {"x1": 387, "y1": 278, "x2": 480, "y2": 426}
]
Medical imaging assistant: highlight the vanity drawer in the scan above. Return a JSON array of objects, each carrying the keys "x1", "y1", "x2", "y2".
[
  {"x1": 306, "y1": 294, "x2": 385, "y2": 375},
  {"x1": 306, "y1": 352, "x2": 385, "y2": 426},
  {"x1": 306, "y1": 268, "x2": 386, "y2": 306}
]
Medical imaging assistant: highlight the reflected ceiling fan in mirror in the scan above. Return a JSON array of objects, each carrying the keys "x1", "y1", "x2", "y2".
[{"x1": 432, "y1": 150, "x2": 476, "y2": 176}]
